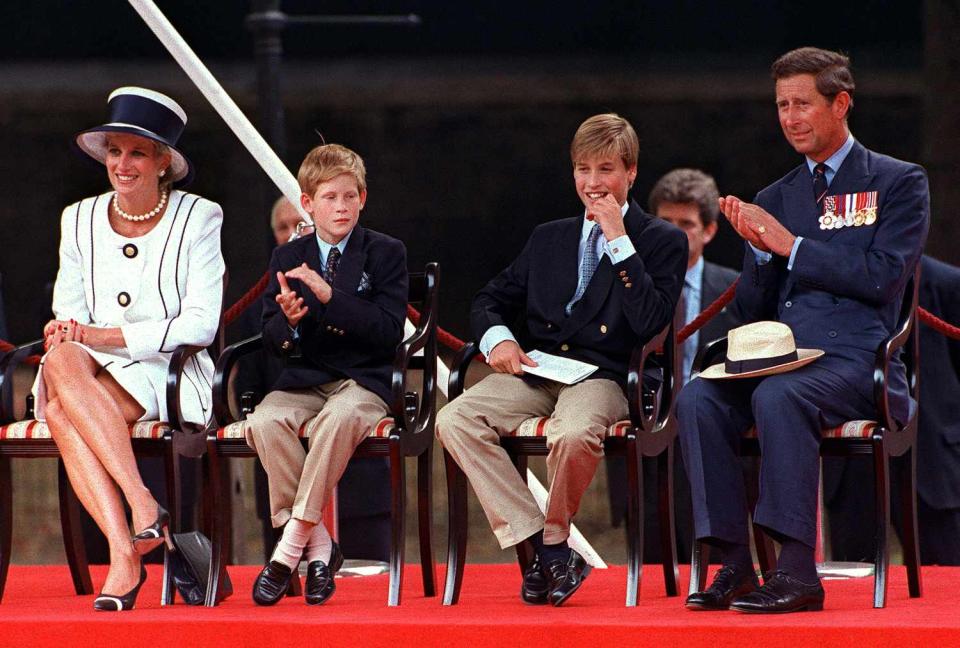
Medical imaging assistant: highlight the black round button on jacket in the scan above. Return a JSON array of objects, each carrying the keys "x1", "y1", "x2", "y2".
[
  {"x1": 118, "y1": 292, "x2": 131, "y2": 307},
  {"x1": 123, "y1": 243, "x2": 138, "y2": 258}
]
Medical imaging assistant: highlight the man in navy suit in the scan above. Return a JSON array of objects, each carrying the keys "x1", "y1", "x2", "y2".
[
  {"x1": 243, "y1": 143, "x2": 408, "y2": 606},
  {"x1": 438, "y1": 113, "x2": 687, "y2": 606},
  {"x1": 679, "y1": 47, "x2": 929, "y2": 613}
]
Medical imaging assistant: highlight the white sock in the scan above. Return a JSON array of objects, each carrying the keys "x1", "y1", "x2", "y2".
[
  {"x1": 305, "y1": 521, "x2": 333, "y2": 564},
  {"x1": 272, "y1": 518, "x2": 314, "y2": 569}
]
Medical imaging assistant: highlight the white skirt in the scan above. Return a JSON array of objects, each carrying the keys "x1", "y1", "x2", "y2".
[{"x1": 31, "y1": 341, "x2": 160, "y2": 422}]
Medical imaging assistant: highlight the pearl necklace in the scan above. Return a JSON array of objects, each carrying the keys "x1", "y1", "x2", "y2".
[{"x1": 113, "y1": 189, "x2": 168, "y2": 222}]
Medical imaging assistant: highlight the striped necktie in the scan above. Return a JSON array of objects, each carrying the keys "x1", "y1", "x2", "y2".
[
  {"x1": 813, "y1": 163, "x2": 829, "y2": 211},
  {"x1": 566, "y1": 223, "x2": 603, "y2": 315}
]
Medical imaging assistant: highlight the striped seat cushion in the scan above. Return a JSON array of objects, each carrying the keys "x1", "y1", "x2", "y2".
[
  {"x1": 508, "y1": 417, "x2": 633, "y2": 439},
  {"x1": 0, "y1": 420, "x2": 171, "y2": 440},
  {"x1": 216, "y1": 417, "x2": 396, "y2": 441},
  {"x1": 742, "y1": 420, "x2": 877, "y2": 440}
]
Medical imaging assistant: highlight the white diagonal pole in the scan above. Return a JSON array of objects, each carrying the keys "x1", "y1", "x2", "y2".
[{"x1": 127, "y1": 0, "x2": 311, "y2": 226}]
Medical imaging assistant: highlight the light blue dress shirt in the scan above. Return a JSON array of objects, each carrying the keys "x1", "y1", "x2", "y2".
[
  {"x1": 479, "y1": 202, "x2": 635, "y2": 359},
  {"x1": 750, "y1": 133, "x2": 856, "y2": 269},
  {"x1": 681, "y1": 257, "x2": 704, "y2": 385}
]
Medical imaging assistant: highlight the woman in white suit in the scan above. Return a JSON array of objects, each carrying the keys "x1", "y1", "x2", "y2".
[{"x1": 35, "y1": 87, "x2": 224, "y2": 611}]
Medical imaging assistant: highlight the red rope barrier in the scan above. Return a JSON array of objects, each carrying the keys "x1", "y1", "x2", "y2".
[
  {"x1": 4, "y1": 274, "x2": 960, "y2": 370},
  {"x1": 223, "y1": 271, "x2": 271, "y2": 326}
]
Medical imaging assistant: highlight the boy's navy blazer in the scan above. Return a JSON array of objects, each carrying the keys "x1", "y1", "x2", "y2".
[
  {"x1": 735, "y1": 140, "x2": 930, "y2": 424},
  {"x1": 261, "y1": 225, "x2": 408, "y2": 405},
  {"x1": 471, "y1": 199, "x2": 688, "y2": 386}
]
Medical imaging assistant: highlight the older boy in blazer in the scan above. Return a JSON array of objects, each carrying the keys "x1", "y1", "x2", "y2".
[
  {"x1": 438, "y1": 114, "x2": 687, "y2": 606},
  {"x1": 244, "y1": 144, "x2": 408, "y2": 606}
]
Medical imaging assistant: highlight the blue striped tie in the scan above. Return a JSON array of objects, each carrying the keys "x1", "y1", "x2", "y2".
[{"x1": 566, "y1": 224, "x2": 603, "y2": 315}]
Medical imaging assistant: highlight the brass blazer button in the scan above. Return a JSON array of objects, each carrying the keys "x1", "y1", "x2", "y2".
[
  {"x1": 600, "y1": 324, "x2": 608, "y2": 334},
  {"x1": 560, "y1": 343, "x2": 570, "y2": 351},
  {"x1": 122, "y1": 243, "x2": 138, "y2": 258},
  {"x1": 117, "y1": 292, "x2": 131, "y2": 307}
]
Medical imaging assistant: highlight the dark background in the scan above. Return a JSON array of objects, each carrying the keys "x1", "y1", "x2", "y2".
[{"x1": 0, "y1": 0, "x2": 955, "y2": 342}]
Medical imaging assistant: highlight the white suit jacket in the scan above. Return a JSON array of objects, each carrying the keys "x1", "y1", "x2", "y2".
[{"x1": 51, "y1": 190, "x2": 225, "y2": 426}]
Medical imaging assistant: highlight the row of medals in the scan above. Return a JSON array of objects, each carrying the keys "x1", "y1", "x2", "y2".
[{"x1": 819, "y1": 206, "x2": 877, "y2": 231}]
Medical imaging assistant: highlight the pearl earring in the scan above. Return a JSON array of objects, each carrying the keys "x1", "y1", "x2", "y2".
[{"x1": 159, "y1": 169, "x2": 166, "y2": 177}]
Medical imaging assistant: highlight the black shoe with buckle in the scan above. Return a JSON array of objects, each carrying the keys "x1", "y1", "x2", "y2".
[
  {"x1": 685, "y1": 564, "x2": 760, "y2": 611},
  {"x1": 546, "y1": 549, "x2": 591, "y2": 606},
  {"x1": 520, "y1": 554, "x2": 549, "y2": 605},
  {"x1": 305, "y1": 542, "x2": 344, "y2": 606},
  {"x1": 253, "y1": 561, "x2": 296, "y2": 606},
  {"x1": 729, "y1": 569, "x2": 825, "y2": 613}
]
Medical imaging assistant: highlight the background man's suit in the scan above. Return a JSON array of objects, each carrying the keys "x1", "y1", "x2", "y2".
[
  {"x1": 438, "y1": 198, "x2": 687, "y2": 548},
  {"x1": 825, "y1": 254, "x2": 960, "y2": 565},
  {"x1": 608, "y1": 259, "x2": 744, "y2": 560},
  {"x1": 679, "y1": 139, "x2": 930, "y2": 550}
]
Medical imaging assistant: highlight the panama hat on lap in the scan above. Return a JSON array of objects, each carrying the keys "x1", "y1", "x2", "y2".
[{"x1": 699, "y1": 321, "x2": 824, "y2": 380}]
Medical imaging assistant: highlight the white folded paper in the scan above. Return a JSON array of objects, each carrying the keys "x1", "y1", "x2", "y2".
[{"x1": 523, "y1": 350, "x2": 598, "y2": 384}]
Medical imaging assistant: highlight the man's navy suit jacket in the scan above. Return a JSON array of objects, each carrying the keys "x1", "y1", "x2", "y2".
[
  {"x1": 471, "y1": 199, "x2": 688, "y2": 387},
  {"x1": 261, "y1": 226, "x2": 408, "y2": 406},
  {"x1": 735, "y1": 140, "x2": 930, "y2": 424}
]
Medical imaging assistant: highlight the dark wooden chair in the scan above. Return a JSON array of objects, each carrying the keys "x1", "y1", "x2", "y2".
[
  {"x1": 0, "y1": 330, "x2": 222, "y2": 605},
  {"x1": 688, "y1": 264, "x2": 923, "y2": 609},
  {"x1": 442, "y1": 303, "x2": 684, "y2": 606},
  {"x1": 203, "y1": 262, "x2": 439, "y2": 607}
]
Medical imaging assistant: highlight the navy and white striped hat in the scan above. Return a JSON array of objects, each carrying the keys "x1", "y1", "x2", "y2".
[{"x1": 75, "y1": 87, "x2": 194, "y2": 187}]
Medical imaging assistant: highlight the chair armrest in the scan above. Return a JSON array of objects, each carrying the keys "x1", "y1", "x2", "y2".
[
  {"x1": 390, "y1": 262, "x2": 439, "y2": 456},
  {"x1": 692, "y1": 336, "x2": 728, "y2": 376},
  {"x1": 165, "y1": 344, "x2": 211, "y2": 434},
  {"x1": 0, "y1": 338, "x2": 43, "y2": 423},
  {"x1": 627, "y1": 323, "x2": 671, "y2": 435},
  {"x1": 211, "y1": 334, "x2": 264, "y2": 427},
  {"x1": 873, "y1": 267, "x2": 921, "y2": 435},
  {"x1": 448, "y1": 341, "x2": 481, "y2": 401}
]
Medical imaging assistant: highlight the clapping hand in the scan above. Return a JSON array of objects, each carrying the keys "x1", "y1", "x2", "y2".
[
  {"x1": 718, "y1": 195, "x2": 796, "y2": 256},
  {"x1": 284, "y1": 263, "x2": 333, "y2": 304},
  {"x1": 275, "y1": 273, "x2": 309, "y2": 327}
]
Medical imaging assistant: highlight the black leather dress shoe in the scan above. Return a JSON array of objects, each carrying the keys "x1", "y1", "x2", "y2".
[
  {"x1": 520, "y1": 554, "x2": 549, "y2": 605},
  {"x1": 685, "y1": 564, "x2": 760, "y2": 611},
  {"x1": 253, "y1": 561, "x2": 296, "y2": 606},
  {"x1": 546, "y1": 549, "x2": 591, "y2": 606},
  {"x1": 305, "y1": 542, "x2": 344, "y2": 605},
  {"x1": 729, "y1": 570, "x2": 825, "y2": 613}
]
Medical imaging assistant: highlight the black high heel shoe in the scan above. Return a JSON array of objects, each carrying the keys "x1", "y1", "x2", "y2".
[
  {"x1": 93, "y1": 564, "x2": 148, "y2": 611},
  {"x1": 132, "y1": 504, "x2": 173, "y2": 556}
]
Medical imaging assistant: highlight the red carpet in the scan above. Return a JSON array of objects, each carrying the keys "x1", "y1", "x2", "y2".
[{"x1": 0, "y1": 564, "x2": 956, "y2": 647}]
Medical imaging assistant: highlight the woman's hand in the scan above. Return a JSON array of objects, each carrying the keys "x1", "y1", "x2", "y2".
[{"x1": 43, "y1": 319, "x2": 85, "y2": 352}]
